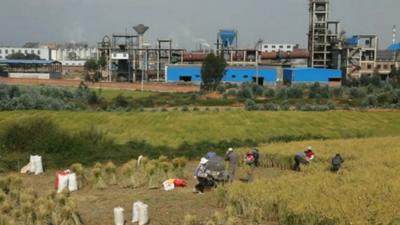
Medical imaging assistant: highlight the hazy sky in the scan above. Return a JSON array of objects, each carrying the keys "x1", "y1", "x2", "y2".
[{"x1": 0, "y1": 0, "x2": 399, "y2": 49}]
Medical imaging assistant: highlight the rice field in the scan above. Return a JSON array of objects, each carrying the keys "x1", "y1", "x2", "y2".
[
  {"x1": 222, "y1": 136, "x2": 400, "y2": 225},
  {"x1": 0, "y1": 111, "x2": 399, "y2": 146}
]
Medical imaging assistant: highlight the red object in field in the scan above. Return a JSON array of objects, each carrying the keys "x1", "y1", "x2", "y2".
[
  {"x1": 54, "y1": 170, "x2": 70, "y2": 190},
  {"x1": 173, "y1": 179, "x2": 187, "y2": 187}
]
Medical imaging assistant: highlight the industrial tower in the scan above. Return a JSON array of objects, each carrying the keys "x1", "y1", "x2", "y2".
[{"x1": 308, "y1": 0, "x2": 339, "y2": 68}]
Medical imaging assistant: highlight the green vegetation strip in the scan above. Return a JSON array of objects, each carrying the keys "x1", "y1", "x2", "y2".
[{"x1": 0, "y1": 111, "x2": 399, "y2": 147}]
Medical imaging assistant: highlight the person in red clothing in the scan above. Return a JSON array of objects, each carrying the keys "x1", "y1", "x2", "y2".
[{"x1": 305, "y1": 146, "x2": 315, "y2": 162}]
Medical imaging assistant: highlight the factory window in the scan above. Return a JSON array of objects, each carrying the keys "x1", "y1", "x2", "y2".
[
  {"x1": 231, "y1": 75, "x2": 236, "y2": 78},
  {"x1": 24, "y1": 50, "x2": 28, "y2": 54},
  {"x1": 244, "y1": 75, "x2": 248, "y2": 78},
  {"x1": 11, "y1": 49, "x2": 15, "y2": 53},
  {"x1": 377, "y1": 65, "x2": 381, "y2": 69},
  {"x1": 113, "y1": 53, "x2": 117, "y2": 57},
  {"x1": 383, "y1": 65, "x2": 388, "y2": 70},
  {"x1": 37, "y1": 50, "x2": 41, "y2": 54},
  {"x1": 195, "y1": 75, "x2": 200, "y2": 78},
  {"x1": 367, "y1": 64, "x2": 372, "y2": 69},
  {"x1": 279, "y1": 45, "x2": 283, "y2": 48},
  {"x1": 0, "y1": 49, "x2": 2, "y2": 54},
  {"x1": 18, "y1": 50, "x2": 21, "y2": 53},
  {"x1": 287, "y1": 45, "x2": 291, "y2": 49},
  {"x1": 123, "y1": 54, "x2": 127, "y2": 57},
  {"x1": 5, "y1": 49, "x2": 8, "y2": 54},
  {"x1": 271, "y1": 45, "x2": 276, "y2": 49},
  {"x1": 31, "y1": 50, "x2": 34, "y2": 53},
  {"x1": 264, "y1": 45, "x2": 268, "y2": 48}
]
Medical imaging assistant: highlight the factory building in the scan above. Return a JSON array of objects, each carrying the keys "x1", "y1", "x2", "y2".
[
  {"x1": 283, "y1": 68, "x2": 342, "y2": 86},
  {"x1": 0, "y1": 59, "x2": 62, "y2": 79},
  {"x1": 261, "y1": 43, "x2": 295, "y2": 53},
  {"x1": 0, "y1": 47, "x2": 50, "y2": 60},
  {"x1": 165, "y1": 65, "x2": 277, "y2": 85}
]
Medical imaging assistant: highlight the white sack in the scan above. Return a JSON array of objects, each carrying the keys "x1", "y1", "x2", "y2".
[
  {"x1": 68, "y1": 173, "x2": 78, "y2": 192},
  {"x1": 57, "y1": 173, "x2": 70, "y2": 193},
  {"x1": 132, "y1": 201, "x2": 143, "y2": 223},
  {"x1": 114, "y1": 207, "x2": 124, "y2": 225},
  {"x1": 138, "y1": 204, "x2": 149, "y2": 225},
  {"x1": 32, "y1": 156, "x2": 43, "y2": 175},
  {"x1": 29, "y1": 155, "x2": 36, "y2": 173}
]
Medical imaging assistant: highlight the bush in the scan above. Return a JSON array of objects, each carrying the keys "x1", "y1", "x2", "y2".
[
  {"x1": 112, "y1": 94, "x2": 129, "y2": 108},
  {"x1": 349, "y1": 87, "x2": 367, "y2": 98},
  {"x1": 263, "y1": 88, "x2": 275, "y2": 98},
  {"x1": 263, "y1": 103, "x2": 278, "y2": 111},
  {"x1": 244, "y1": 99, "x2": 258, "y2": 111},
  {"x1": 286, "y1": 87, "x2": 303, "y2": 99}
]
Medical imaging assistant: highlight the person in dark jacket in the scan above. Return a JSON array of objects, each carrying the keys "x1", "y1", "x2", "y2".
[
  {"x1": 331, "y1": 154, "x2": 344, "y2": 172},
  {"x1": 293, "y1": 151, "x2": 309, "y2": 171},
  {"x1": 225, "y1": 148, "x2": 238, "y2": 182}
]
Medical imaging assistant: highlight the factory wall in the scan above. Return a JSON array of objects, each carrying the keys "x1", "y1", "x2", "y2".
[
  {"x1": 165, "y1": 65, "x2": 277, "y2": 85},
  {"x1": 283, "y1": 68, "x2": 342, "y2": 85}
]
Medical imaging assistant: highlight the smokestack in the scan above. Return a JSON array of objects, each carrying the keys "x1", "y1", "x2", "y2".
[{"x1": 393, "y1": 25, "x2": 397, "y2": 45}]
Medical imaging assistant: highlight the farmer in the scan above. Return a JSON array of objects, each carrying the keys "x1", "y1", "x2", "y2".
[
  {"x1": 193, "y1": 157, "x2": 210, "y2": 193},
  {"x1": 225, "y1": 147, "x2": 238, "y2": 182},
  {"x1": 331, "y1": 153, "x2": 344, "y2": 172},
  {"x1": 293, "y1": 151, "x2": 309, "y2": 171},
  {"x1": 245, "y1": 148, "x2": 260, "y2": 167},
  {"x1": 305, "y1": 146, "x2": 315, "y2": 162}
]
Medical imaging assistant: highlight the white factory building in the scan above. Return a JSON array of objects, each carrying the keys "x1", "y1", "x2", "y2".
[
  {"x1": 0, "y1": 46, "x2": 97, "y2": 65},
  {"x1": 0, "y1": 47, "x2": 50, "y2": 60},
  {"x1": 261, "y1": 43, "x2": 295, "y2": 53}
]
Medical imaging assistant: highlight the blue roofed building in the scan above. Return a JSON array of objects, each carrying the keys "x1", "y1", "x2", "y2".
[
  {"x1": 165, "y1": 64, "x2": 277, "y2": 86},
  {"x1": 283, "y1": 68, "x2": 342, "y2": 86}
]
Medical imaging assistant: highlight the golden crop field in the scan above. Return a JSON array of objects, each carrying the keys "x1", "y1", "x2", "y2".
[{"x1": 224, "y1": 136, "x2": 400, "y2": 225}]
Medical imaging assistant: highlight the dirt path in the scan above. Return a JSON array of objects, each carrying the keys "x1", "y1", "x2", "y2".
[
  {"x1": 18, "y1": 166, "x2": 284, "y2": 225},
  {"x1": 0, "y1": 77, "x2": 199, "y2": 93}
]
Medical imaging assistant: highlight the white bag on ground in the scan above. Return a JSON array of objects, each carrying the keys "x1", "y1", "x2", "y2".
[
  {"x1": 68, "y1": 173, "x2": 78, "y2": 192},
  {"x1": 32, "y1": 156, "x2": 43, "y2": 175},
  {"x1": 29, "y1": 155, "x2": 36, "y2": 173},
  {"x1": 20, "y1": 163, "x2": 31, "y2": 174},
  {"x1": 138, "y1": 204, "x2": 149, "y2": 225},
  {"x1": 114, "y1": 207, "x2": 124, "y2": 225},
  {"x1": 132, "y1": 201, "x2": 143, "y2": 223},
  {"x1": 57, "y1": 172, "x2": 70, "y2": 193}
]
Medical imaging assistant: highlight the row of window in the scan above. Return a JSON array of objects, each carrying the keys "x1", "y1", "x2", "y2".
[
  {"x1": 0, "y1": 49, "x2": 41, "y2": 55},
  {"x1": 192, "y1": 74, "x2": 251, "y2": 79},
  {"x1": 264, "y1": 45, "x2": 292, "y2": 49}
]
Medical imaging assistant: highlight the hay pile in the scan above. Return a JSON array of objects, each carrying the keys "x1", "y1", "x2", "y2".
[{"x1": 0, "y1": 175, "x2": 83, "y2": 225}]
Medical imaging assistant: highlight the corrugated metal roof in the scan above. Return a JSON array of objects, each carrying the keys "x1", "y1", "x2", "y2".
[
  {"x1": 388, "y1": 43, "x2": 400, "y2": 51},
  {"x1": 0, "y1": 59, "x2": 60, "y2": 65}
]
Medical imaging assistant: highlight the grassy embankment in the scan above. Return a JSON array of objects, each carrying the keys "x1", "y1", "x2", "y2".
[{"x1": 0, "y1": 111, "x2": 399, "y2": 169}]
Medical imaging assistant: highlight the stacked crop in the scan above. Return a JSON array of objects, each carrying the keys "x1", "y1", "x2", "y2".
[{"x1": 0, "y1": 175, "x2": 82, "y2": 225}]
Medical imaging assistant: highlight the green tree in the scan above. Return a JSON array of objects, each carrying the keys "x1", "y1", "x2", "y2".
[
  {"x1": 84, "y1": 59, "x2": 100, "y2": 82},
  {"x1": 390, "y1": 67, "x2": 400, "y2": 86},
  {"x1": 200, "y1": 53, "x2": 227, "y2": 91},
  {"x1": 6, "y1": 52, "x2": 40, "y2": 60}
]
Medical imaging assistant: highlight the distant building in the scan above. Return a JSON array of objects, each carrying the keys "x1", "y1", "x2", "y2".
[
  {"x1": 50, "y1": 48, "x2": 97, "y2": 61},
  {"x1": 261, "y1": 43, "x2": 295, "y2": 53},
  {"x1": 0, "y1": 47, "x2": 50, "y2": 60},
  {"x1": 165, "y1": 64, "x2": 277, "y2": 86},
  {"x1": 283, "y1": 68, "x2": 342, "y2": 86}
]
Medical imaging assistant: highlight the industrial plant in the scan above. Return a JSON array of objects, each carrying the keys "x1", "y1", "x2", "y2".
[{"x1": 0, "y1": 0, "x2": 399, "y2": 86}]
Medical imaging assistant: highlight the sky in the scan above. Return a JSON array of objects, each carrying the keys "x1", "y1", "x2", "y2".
[{"x1": 0, "y1": 0, "x2": 399, "y2": 50}]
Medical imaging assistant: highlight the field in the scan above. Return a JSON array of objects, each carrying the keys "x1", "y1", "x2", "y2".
[
  {"x1": 6, "y1": 136, "x2": 399, "y2": 225},
  {"x1": 0, "y1": 111, "x2": 399, "y2": 146},
  {"x1": 0, "y1": 105, "x2": 400, "y2": 224}
]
